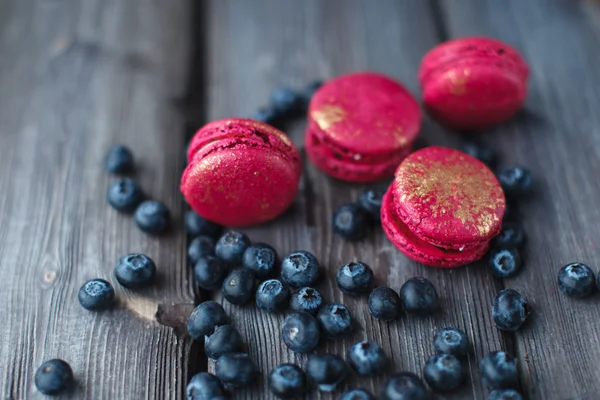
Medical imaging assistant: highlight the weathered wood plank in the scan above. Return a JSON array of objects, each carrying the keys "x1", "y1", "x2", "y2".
[
  {"x1": 202, "y1": 1, "x2": 508, "y2": 398},
  {"x1": 440, "y1": 0, "x2": 600, "y2": 398},
  {"x1": 0, "y1": 0, "x2": 195, "y2": 398}
]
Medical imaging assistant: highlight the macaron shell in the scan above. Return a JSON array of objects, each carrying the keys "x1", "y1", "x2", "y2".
[
  {"x1": 381, "y1": 187, "x2": 488, "y2": 268},
  {"x1": 308, "y1": 72, "x2": 421, "y2": 155},
  {"x1": 393, "y1": 146, "x2": 505, "y2": 250},
  {"x1": 305, "y1": 127, "x2": 411, "y2": 182}
]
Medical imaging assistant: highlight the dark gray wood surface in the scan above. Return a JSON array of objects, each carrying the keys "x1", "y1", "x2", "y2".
[{"x1": 1, "y1": 0, "x2": 600, "y2": 399}]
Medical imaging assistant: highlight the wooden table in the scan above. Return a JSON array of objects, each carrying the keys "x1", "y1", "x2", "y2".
[{"x1": 2, "y1": 0, "x2": 600, "y2": 399}]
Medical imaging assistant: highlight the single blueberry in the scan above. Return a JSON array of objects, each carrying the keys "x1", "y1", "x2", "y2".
[
  {"x1": 488, "y1": 389, "x2": 523, "y2": 400},
  {"x1": 215, "y1": 231, "x2": 251, "y2": 267},
  {"x1": 281, "y1": 251, "x2": 320, "y2": 289},
  {"x1": 492, "y1": 289, "x2": 529, "y2": 332},
  {"x1": 114, "y1": 253, "x2": 156, "y2": 289},
  {"x1": 269, "y1": 87, "x2": 302, "y2": 116},
  {"x1": 433, "y1": 327, "x2": 469, "y2": 357},
  {"x1": 187, "y1": 301, "x2": 228, "y2": 340},
  {"x1": 339, "y1": 388, "x2": 375, "y2": 400},
  {"x1": 268, "y1": 364, "x2": 308, "y2": 399},
  {"x1": 134, "y1": 200, "x2": 170, "y2": 234},
  {"x1": 347, "y1": 340, "x2": 387, "y2": 376},
  {"x1": 306, "y1": 354, "x2": 348, "y2": 392},
  {"x1": 460, "y1": 142, "x2": 496, "y2": 168},
  {"x1": 368, "y1": 287, "x2": 401, "y2": 321},
  {"x1": 107, "y1": 178, "x2": 144, "y2": 213},
  {"x1": 222, "y1": 269, "x2": 255, "y2": 305},
  {"x1": 289, "y1": 287, "x2": 323, "y2": 316},
  {"x1": 105, "y1": 144, "x2": 134, "y2": 173},
  {"x1": 78, "y1": 279, "x2": 115, "y2": 311},
  {"x1": 336, "y1": 262, "x2": 374, "y2": 295},
  {"x1": 497, "y1": 165, "x2": 533, "y2": 198},
  {"x1": 186, "y1": 372, "x2": 225, "y2": 400},
  {"x1": 184, "y1": 210, "x2": 223, "y2": 239},
  {"x1": 558, "y1": 262, "x2": 596, "y2": 298},
  {"x1": 493, "y1": 222, "x2": 526, "y2": 249},
  {"x1": 194, "y1": 255, "x2": 227, "y2": 291},
  {"x1": 204, "y1": 324, "x2": 243, "y2": 360},
  {"x1": 317, "y1": 304, "x2": 353, "y2": 339},
  {"x1": 214, "y1": 352, "x2": 259, "y2": 388},
  {"x1": 256, "y1": 279, "x2": 291, "y2": 313},
  {"x1": 488, "y1": 248, "x2": 523, "y2": 278},
  {"x1": 281, "y1": 311, "x2": 320, "y2": 353},
  {"x1": 243, "y1": 243, "x2": 278, "y2": 279},
  {"x1": 34, "y1": 359, "x2": 74, "y2": 395},
  {"x1": 187, "y1": 236, "x2": 215, "y2": 265},
  {"x1": 332, "y1": 203, "x2": 368, "y2": 241},
  {"x1": 423, "y1": 353, "x2": 464, "y2": 392},
  {"x1": 400, "y1": 277, "x2": 439, "y2": 315},
  {"x1": 479, "y1": 351, "x2": 518, "y2": 390},
  {"x1": 356, "y1": 189, "x2": 384, "y2": 221},
  {"x1": 251, "y1": 107, "x2": 278, "y2": 125},
  {"x1": 380, "y1": 372, "x2": 428, "y2": 400}
]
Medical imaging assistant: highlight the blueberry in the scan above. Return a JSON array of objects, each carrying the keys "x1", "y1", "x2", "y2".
[
  {"x1": 460, "y1": 142, "x2": 496, "y2": 168},
  {"x1": 34, "y1": 359, "x2": 74, "y2": 395},
  {"x1": 134, "y1": 200, "x2": 170, "y2": 234},
  {"x1": 194, "y1": 255, "x2": 227, "y2": 291},
  {"x1": 78, "y1": 279, "x2": 115, "y2": 311},
  {"x1": 281, "y1": 311, "x2": 320, "y2": 353},
  {"x1": 488, "y1": 248, "x2": 522, "y2": 278},
  {"x1": 493, "y1": 222, "x2": 526, "y2": 249},
  {"x1": 243, "y1": 243, "x2": 278, "y2": 279},
  {"x1": 558, "y1": 262, "x2": 596, "y2": 298},
  {"x1": 336, "y1": 261, "x2": 374, "y2": 295},
  {"x1": 306, "y1": 354, "x2": 347, "y2": 392},
  {"x1": 186, "y1": 372, "x2": 225, "y2": 400},
  {"x1": 433, "y1": 327, "x2": 469, "y2": 357},
  {"x1": 492, "y1": 289, "x2": 528, "y2": 332},
  {"x1": 317, "y1": 304, "x2": 353, "y2": 339},
  {"x1": 497, "y1": 165, "x2": 533, "y2": 198},
  {"x1": 289, "y1": 287, "x2": 323, "y2": 316},
  {"x1": 215, "y1": 231, "x2": 251, "y2": 267},
  {"x1": 222, "y1": 269, "x2": 255, "y2": 305},
  {"x1": 270, "y1": 87, "x2": 302, "y2": 115},
  {"x1": 256, "y1": 279, "x2": 291, "y2": 313},
  {"x1": 105, "y1": 144, "x2": 134, "y2": 173},
  {"x1": 114, "y1": 253, "x2": 156, "y2": 289},
  {"x1": 356, "y1": 189, "x2": 384, "y2": 221},
  {"x1": 479, "y1": 351, "x2": 518, "y2": 390},
  {"x1": 187, "y1": 236, "x2": 215, "y2": 265},
  {"x1": 187, "y1": 301, "x2": 228, "y2": 340},
  {"x1": 332, "y1": 203, "x2": 368, "y2": 241},
  {"x1": 347, "y1": 340, "x2": 387, "y2": 376},
  {"x1": 368, "y1": 287, "x2": 401, "y2": 321},
  {"x1": 423, "y1": 353, "x2": 464, "y2": 392},
  {"x1": 268, "y1": 364, "x2": 308, "y2": 399},
  {"x1": 380, "y1": 372, "x2": 427, "y2": 400},
  {"x1": 204, "y1": 324, "x2": 243, "y2": 360},
  {"x1": 107, "y1": 178, "x2": 144, "y2": 212},
  {"x1": 281, "y1": 251, "x2": 320, "y2": 289},
  {"x1": 214, "y1": 352, "x2": 259, "y2": 388},
  {"x1": 339, "y1": 388, "x2": 375, "y2": 400},
  {"x1": 184, "y1": 210, "x2": 223, "y2": 239},
  {"x1": 488, "y1": 389, "x2": 523, "y2": 400},
  {"x1": 251, "y1": 107, "x2": 278, "y2": 125},
  {"x1": 400, "y1": 277, "x2": 439, "y2": 315}
]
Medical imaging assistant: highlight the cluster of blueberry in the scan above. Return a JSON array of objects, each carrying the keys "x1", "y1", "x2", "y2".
[
  {"x1": 331, "y1": 189, "x2": 384, "y2": 241},
  {"x1": 105, "y1": 145, "x2": 171, "y2": 234}
]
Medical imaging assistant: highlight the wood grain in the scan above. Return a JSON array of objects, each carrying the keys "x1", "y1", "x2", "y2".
[
  {"x1": 202, "y1": 1, "x2": 509, "y2": 398},
  {"x1": 0, "y1": 0, "x2": 195, "y2": 398},
  {"x1": 439, "y1": 0, "x2": 600, "y2": 398}
]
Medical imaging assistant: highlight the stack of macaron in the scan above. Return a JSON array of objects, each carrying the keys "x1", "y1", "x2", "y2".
[{"x1": 381, "y1": 146, "x2": 506, "y2": 268}]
